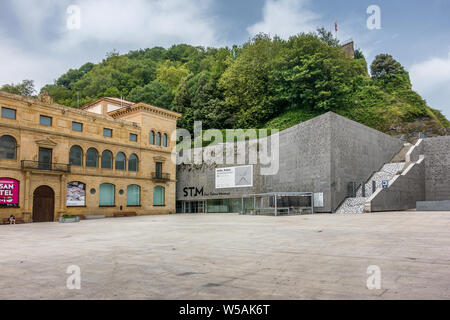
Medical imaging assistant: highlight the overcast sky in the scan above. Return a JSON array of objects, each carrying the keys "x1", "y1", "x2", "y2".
[{"x1": 0, "y1": 0, "x2": 449, "y2": 118}]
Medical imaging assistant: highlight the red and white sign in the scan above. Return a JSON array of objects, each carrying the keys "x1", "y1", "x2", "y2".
[{"x1": 0, "y1": 178, "x2": 20, "y2": 207}]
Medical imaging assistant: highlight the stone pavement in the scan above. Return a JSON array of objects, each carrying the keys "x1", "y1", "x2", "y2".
[{"x1": 0, "y1": 212, "x2": 449, "y2": 300}]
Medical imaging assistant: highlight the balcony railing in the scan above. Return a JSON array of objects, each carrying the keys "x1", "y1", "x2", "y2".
[
  {"x1": 21, "y1": 161, "x2": 71, "y2": 173},
  {"x1": 152, "y1": 172, "x2": 171, "y2": 181}
]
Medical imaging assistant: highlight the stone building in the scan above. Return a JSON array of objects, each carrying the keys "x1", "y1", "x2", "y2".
[
  {"x1": 176, "y1": 112, "x2": 404, "y2": 214},
  {"x1": 0, "y1": 91, "x2": 181, "y2": 222}
]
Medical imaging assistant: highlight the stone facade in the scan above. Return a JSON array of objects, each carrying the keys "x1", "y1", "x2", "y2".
[
  {"x1": 0, "y1": 91, "x2": 181, "y2": 222},
  {"x1": 423, "y1": 136, "x2": 450, "y2": 201}
]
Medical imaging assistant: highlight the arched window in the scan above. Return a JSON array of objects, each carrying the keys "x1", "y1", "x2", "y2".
[
  {"x1": 99, "y1": 183, "x2": 115, "y2": 206},
  {"x1": 69, "y1": 146, "x2": 83, "y2": 166},
  {"x1": 101, "y1": 150, "x2": 113, "y2": 169},
  {"x1": 0, "y1": 135, "x2": 17, "y2": 160},
  {"x1": 86, "y1": 148, "x2": 99, "y2": 168},
  {"x1": 128, "y1": 154, "x2": 138, "y2": 172},
  {"x1": 153, "y1": 186, "x2": 165, "y2": 206},
  {"x1": 115, "y1": 152, "x2": 126, "y2": 171},
  {"x1": 156, "y1": 132, "x2": 161, "y2": 146},
  {"x1": 150, "y1": 131, "x2": 155, "y2": 145},
  {"x1": 127, "y1": 185, "x2": 141, "y2": 206},
  {"x1": 163, "y1": 133, "x2": 168, "y2": 147}
]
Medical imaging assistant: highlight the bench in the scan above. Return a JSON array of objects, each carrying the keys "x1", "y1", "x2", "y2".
[
  {"x1": 2, "y1": 218, "x2": 25, "y2": 225},
  {"x1": 113, "y1": 212, "x2": 137, "y2": 218}
]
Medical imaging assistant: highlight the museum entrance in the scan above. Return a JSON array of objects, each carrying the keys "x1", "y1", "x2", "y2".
[
  {"x1": 177, "y1": 201, "x2": 206, "y2": 214},
  {"x1": 33, "y1": 186, "x2": 55, "y2": 222}
]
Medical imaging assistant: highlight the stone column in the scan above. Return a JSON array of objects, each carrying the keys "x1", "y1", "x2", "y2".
[
  {"x1": 58, "y1": 174, "x2": 67, "y2": 219},
  {"x1": 23, "y1": 171, "x2": 32, "y2": 222}
]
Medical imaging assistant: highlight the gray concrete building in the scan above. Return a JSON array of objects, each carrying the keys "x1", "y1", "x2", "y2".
[
  {"x1": 368, "y1": 135, "x2": 450, "y2": 212},
  {"x1": 176, "y1": 112, "x2": 405, "y2": 214}
]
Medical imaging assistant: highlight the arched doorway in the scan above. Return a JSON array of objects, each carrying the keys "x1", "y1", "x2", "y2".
[{"x1": 33, "y1": 186, "x2": 55, "y2": 222}]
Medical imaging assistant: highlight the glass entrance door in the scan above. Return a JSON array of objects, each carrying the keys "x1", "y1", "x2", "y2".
[{"x1": 38, "y1": 148, "x2": 52, "y2": 170}]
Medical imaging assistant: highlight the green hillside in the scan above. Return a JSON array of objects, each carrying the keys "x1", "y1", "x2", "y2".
[{"x1": 16, "y1": 29, "x2": 448, "y2": 139}]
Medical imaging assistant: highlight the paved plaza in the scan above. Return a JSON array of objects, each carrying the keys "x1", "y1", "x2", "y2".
[{"x1": 0, "y1": 211, "x2": 449, "y2": 300}]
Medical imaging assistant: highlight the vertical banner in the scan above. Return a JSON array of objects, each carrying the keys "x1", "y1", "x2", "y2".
[
  {"x1": 0, "y1": 178, "x2": 20, "y2": 207},
  {"x1": 66, "y1": 182, "x2": 86, "y2": 207}
]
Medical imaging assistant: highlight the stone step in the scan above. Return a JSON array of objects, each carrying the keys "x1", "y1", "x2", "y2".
[
  {"x1": 337, "y1": 162, "x2": 406, "y2": 214},
  {"x1": 355, "y1": 162, "x2": 406, "y2": 197},
  {"x1": 336, "y1": 197, "x2": 366, "y2": 214}
]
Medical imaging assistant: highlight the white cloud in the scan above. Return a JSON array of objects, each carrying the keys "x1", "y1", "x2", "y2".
[
  {"x1": 247, "y1": 0, "x2": 320, "y2": 39},
  {"x1": 409, "y1": 51, "x2": 450, "y2": 119},
  {"x1": 59, "y1": 0, "x2": 220, "y2": 49},
  {"x1": 0, "y1": 0, "x2": 221, "y2": 90},
  {"x1": 0, "y1": 30, "x2": 66, "y2": 90}
]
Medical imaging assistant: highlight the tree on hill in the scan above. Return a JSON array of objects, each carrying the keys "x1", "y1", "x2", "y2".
[
  {"x1": 32, "y1": 33, "x2": 448, "y2": 137},
  {"x1": 370, "y1": 54, "x2": 411, "y2": 89},
  {"x1": 1, "y1": 80, "x2": 36, "y2": 97},
  {"x1": 316, "y1": 27, "x2": 339, "y2": 47}
]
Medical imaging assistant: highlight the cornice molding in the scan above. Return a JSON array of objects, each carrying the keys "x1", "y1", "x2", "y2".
[
  {"x1": 35, "y1": 138, "x2": 58, "y2": 147},
  {"x1": 109, "y1": 103, "x2": 181, "y2": 120}
]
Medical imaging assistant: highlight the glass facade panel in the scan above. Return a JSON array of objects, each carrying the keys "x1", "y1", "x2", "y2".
[
  {"x1": 127, "y1": 185, "x2": 140, "y2": 206},
  {"x1": 99, "y1": 183, "x2": 115, "y2": 206},
  {"x1": 69, "y1": 146, "x2": 83, "y2": 166},
  {"x1": 156, "y1": 162, "x2": 162, "y2": 178},
  {"x1": 103, "y1": 128, "x2": 112, "y2": 137},
  {"x1": 115, "y1": 152, "x2": 126, "y2": 171},
  {"x1": 40, "y1": 115, "x2": 52, "y2": 126},
  {"x1": 72, "y1": 122, "x2": 83, "y2": 132},
  {"x1": 150, "y1": 131, "x2": 155, "y2": 145},
  {"x1": 153, "y1": 186, "x2": 165, "y2": 206},
  {"x1": 128, "y1": 154, "x2": 138, "y2": 172},
  {"x1": 1, "y1": 107, "x2": 16, "y2": 120},
  {"x1": 101, "y1": 150, "x2": 113, "y2": 169},
  {"x1": 0, "y1": 135, "x2": 17, "y2": 160},
  {"x1": 156, "y1": 133, "x2": 161, "y2": 146},
  {"x1": 86, "y1": 148, "x2": 98, "y2": 168}
]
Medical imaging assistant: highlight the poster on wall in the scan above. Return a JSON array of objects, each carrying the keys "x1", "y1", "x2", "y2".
[
  {"x1": 0, "y1": 178, "x2": 20, "y2": 208},
  {"x1": 66, "y1": 182, "x2": 86, "y2": 207},
  {"x1": 216, "y1": 165, "x2": 253, "y2": 189},
  {"x1": 314, "y1": 193, "x2": 324, "y2": 208}
]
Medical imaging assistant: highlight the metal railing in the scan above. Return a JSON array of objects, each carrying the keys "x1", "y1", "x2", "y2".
[
  {"x1": 151, "y1": 172, "x2": 170, "y2": 181},
  {"x1": 21, "y1": 160, "x2": 71, "y2": 173}
]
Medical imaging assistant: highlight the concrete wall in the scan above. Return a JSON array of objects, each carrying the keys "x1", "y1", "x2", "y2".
[
  {"x1": 262, "y1": 113, "x2": 332, "y2": 212},
  {"x1": 177, "y1": 112, "x2": 403, "y2": 213},
  {"x1": 369, "y1": 157, "x2": 425, "y2": 212},
  {"x1": 177, "y1": 113, "x2": 332, "y2": 212},
  {"x1": 406, "y1": 139, "x2": 424, "y2": 163},
  {"x1": 417, "y1": 200, "x2": 450, "y2": 211},
  {"x1": 329, "y1": 113, "x2": 403, "y2": 211},
  {"x1": 423, "y1": 136, "x2": 450, "y2": 201}
]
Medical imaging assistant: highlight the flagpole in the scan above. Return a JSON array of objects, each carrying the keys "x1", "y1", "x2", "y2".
[{"x1": 335, "y1": 20, "x2": 338, "y2": 41}]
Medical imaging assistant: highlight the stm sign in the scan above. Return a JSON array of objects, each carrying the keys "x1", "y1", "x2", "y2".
[{"x1": 183, "y1": 187, "x2": 204, "y2": 197}]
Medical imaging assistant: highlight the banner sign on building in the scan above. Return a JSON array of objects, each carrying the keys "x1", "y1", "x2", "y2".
[
  {"x1": 66, "y1": 182, "x2": 86, "y2": 207},
  {"x1": 0, "y1": 178, "x2": 20, "y2": 208},
  {"x1": 216, "y1": 165, "x2": 253, "y2": 189},
  {"x1": 314, "y1": 193, "x2": 324, "y2": 208}
]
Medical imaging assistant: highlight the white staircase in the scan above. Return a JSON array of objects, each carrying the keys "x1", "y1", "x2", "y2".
[{"x1": 336, "y1": 162, "x2": 406, "y2": 214}]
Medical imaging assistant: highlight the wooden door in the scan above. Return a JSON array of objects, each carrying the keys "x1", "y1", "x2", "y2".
[{"x1": 33, "y1": 186, "x2": 55, "y2": 222}]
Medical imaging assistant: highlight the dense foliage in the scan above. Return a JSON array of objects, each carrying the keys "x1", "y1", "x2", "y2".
[
  {"x1": 1, "y1": 80, "x2": 36, "y2": 97},
  {"x1": 6, "y1": 30, "x2": 447, "y2": 137}
]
